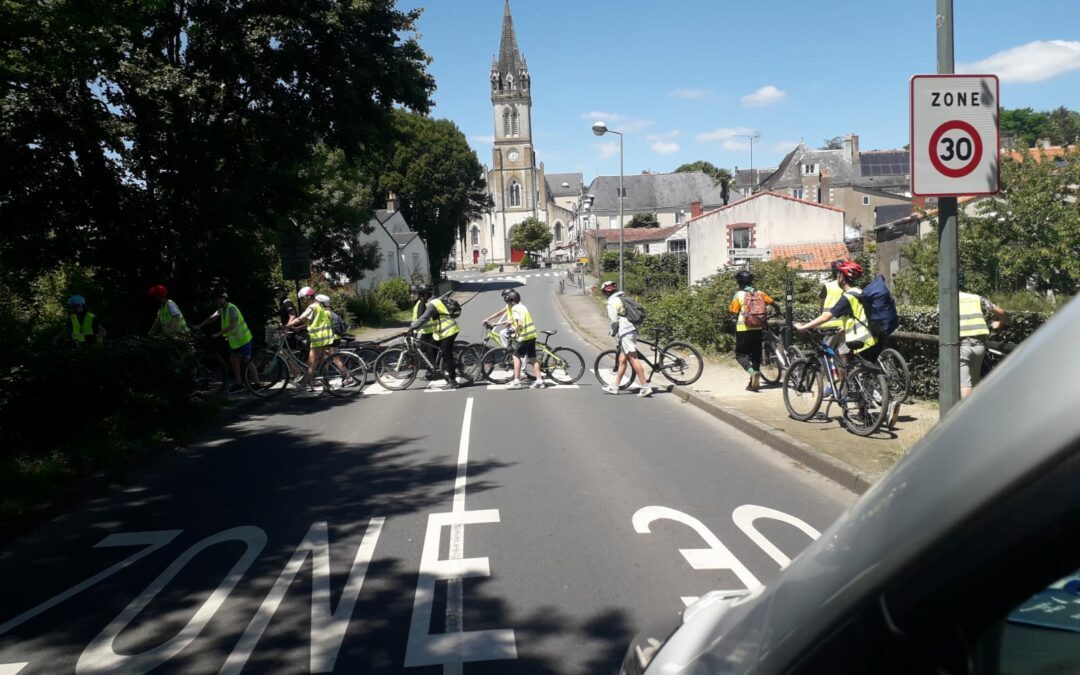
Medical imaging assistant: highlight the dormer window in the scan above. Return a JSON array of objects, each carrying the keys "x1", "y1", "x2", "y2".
[{"x1": 802, "y1": 163, "x2": 819, "y2": 175}]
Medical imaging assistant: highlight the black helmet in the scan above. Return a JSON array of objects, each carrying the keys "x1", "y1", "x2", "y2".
[
  {"x1": 503, "y1": 289, "x2": 521, "y2": 303},
  {"x1": 414, "y1": 284, "x2": 432, "y2": 296},
  {"x1": 735, "y1": 270, "x2": 754, "y2": 287},
  {"x1": 272, "y1": 283, "x2": 286, "y2": 293}
]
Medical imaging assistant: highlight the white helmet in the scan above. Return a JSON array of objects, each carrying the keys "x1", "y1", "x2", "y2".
[
  {"x1": 298, "y1": 286, "x2": 315, "y2": 298},
  {"x1": 314, "y1": 294, "x2": 331, "y2": 304}
]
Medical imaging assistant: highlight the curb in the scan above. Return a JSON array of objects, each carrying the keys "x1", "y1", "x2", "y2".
[{"x1": 553, "y1": 290, "x2": 873, "y2": 495}]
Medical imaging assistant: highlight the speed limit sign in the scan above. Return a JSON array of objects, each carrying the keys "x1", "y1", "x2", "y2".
[{"x1": 911, "y1": 74, "x2": 999, "y2": 197}]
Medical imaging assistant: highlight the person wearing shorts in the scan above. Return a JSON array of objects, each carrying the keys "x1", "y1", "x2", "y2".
[
  {"x1": 957, "y1": 283, "x2": 1008, "y2": 398},
  {"x1": 487, "y1": 289, "x2": 545, "y2": 389},
  {"x1": 600, "y1": 280, "x2": 651, "y2": 397},
  {"x1": 195, "y1": 289, "x2": 258, "y2": 392}
]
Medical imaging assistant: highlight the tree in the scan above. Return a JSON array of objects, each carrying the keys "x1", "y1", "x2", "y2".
[
  {"x1": 674, "y1": 160, "x2": 735, "y2": 204},
  {"x1": 627, "y1": 212, "x2": 659, "y2": 228},
  {"x1": 509, "y1": 217, "x2": 552, "y2": 259},
  {"x1": 821, "y1": 137, "x2": 844, "y2": 150},
  {"x1": 374, "y1": 111, "x2": 492, "y2": 282},
  {"x1": 1000, "y1": 108, "x2": 1049, "y2": 148},
  {"x1": 1046, "y1": 106, "x2": 1080, "y2": 146}
]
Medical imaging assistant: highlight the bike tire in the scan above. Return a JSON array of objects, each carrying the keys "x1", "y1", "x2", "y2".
[
  {"x1": 354, "y1": 348, "x2": 381, "y2": 384},
  {"x1": 785, "y1": 345, "x2": 805, "y2": 363},
  {"x1": 481, "y1": 347, "x2": 515, "y2": 384},
  {"x1": 544, "y1": 347, "x2": 585, "y2": 384},
  {"x1": 594, "y1": 350, "x2": 635, "y2": 389},
  {"x1": 193, "y1": 354, "x2": 229, "y2": 397},
  {"x1": 321, "y1": 352, "x2": 366, "y2": 398},
  {"x1": 877, "y1": 347, "x2": 911, "y2": 405},
  {"x1": 374, "y1": 348, "x2": 417, "y2": 390},
  {"x1": 841, "y1": 368, "x2": 890, "y2": 437},
  {"x1": 783, "y1": 357, "x2": 823, "y2": 421},
  {"x1": 248, "y1": 350, "x2": 289, "y2": 398},
  {"x1": 452, "y1": 343, "x2": 478, "y2": 384},
  {"x1": 758, "y1": 345, "x2": 783, "y2": 385},
  {"x1": 659, "y1": 341, "x2": 704, "y2": 386}
]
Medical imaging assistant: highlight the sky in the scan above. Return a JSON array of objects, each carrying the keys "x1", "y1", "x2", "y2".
[{"x1": 399, "y1": 0, "x2": 1080, "y2": 183}]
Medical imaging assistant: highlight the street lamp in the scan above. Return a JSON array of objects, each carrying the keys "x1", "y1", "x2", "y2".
[{"x1": 592, "y1": 120, "x2": 624, "y2": 289}]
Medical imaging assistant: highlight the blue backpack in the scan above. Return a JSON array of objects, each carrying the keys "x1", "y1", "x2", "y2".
[{"x1": 855, "y1": 275, "x2": 899, "y2": 338}]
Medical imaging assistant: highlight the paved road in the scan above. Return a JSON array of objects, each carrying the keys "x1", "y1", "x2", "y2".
[{"x1": 0, "y1": 274, "x2": 854, "y2": 674}]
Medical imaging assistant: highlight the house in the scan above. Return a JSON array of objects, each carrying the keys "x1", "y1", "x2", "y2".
[
  {"x1": 873, "y1": 197, "x2": 984, "y2": 289},
  {"x1": 770, "y1": 242, "x2": 851, "y2": 274},
  {"x1": 582, "y1": 171, "x2": 741, "y2": 231},
  {"x1": 685, "y1": 191, "x2": 846, "y2": 285},
  {"x1": 583, "y1": 225, "x2": 684, "y2": 263},
  {"x1": 355, "y1": 197, "x2": 430, "y2": 292}
]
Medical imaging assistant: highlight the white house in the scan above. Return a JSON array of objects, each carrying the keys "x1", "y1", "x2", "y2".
[
  {"x1": 685, "y1": 191, "x2": 846, "y2": 285},
  {"x1": 355, "y1": 198, "x2": 430, "y2": 292}
]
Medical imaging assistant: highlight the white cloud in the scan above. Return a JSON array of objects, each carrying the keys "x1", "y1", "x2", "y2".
[
  {"x1": 696, "y1": 127, "x2": 756, "y2": 142},
  {"x1": 773, "y1": 140, "x2": 800, "y2": 153},
  {"x1": 470, "y1": 135, "x2": 495, "y2": 144},
  {"x1": 580, "y1": 111, "x2": 654, "y2": 134},
  {"x1": 596, "y1": 141, "x2": 620, "y2": 159},
  {"x1": 651, "y1": 141, "x2": 680, "y2": 154},
  {"x1": 647, "y1": 130, "x2": 681, "y2": 141},
  {"x1": 670, "y1": 88, "x2": 708, "y2": 100},
  {"x1": 741, "y1": 85, "x2": 787, "y2": 106},
  {"x1": 581, "y1": 111, "x2": 623, "y2": 122},
  {"x1": 959, "y1": 39, "x2": 1080, "y2": 83},
  {"x1": 723, "y1": 140, "x2": 751, "y2": 151}
]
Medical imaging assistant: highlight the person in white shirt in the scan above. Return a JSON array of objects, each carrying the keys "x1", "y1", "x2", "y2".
[{"x1": 600, "y1": 280, "x2": 651, "y2": 397}]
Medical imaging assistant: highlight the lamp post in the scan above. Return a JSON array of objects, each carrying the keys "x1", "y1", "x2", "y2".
[{"x1": 592, "y1": 121, "x2": 624, "y2": 289}]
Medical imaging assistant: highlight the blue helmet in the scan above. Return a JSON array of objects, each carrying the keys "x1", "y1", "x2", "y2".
[{"x1": 67, "y1": 294, "x2": 86, "y2": 307}]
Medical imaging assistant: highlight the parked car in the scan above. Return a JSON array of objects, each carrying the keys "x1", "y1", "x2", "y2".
[{"x1": 623, "y1": 297, "x2": 1080, "y2": 675}]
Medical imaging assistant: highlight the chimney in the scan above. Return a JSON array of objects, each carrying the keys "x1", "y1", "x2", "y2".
[
  {"x1": 387, "y1": 193, "x2": 400, "y2": 213},
  {"x1": 690, "y1": 200, "x2": 703, "y2": 219},
  {"x1": 843, "y1": 134, "x2": 860, "y2": 163},
  {"x1": 819, "y1": 167, "x2": 831, "y2": 205}
]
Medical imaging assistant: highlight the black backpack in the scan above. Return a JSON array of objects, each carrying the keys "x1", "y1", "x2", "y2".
[
  {"x1": 442, "y1": 297, "x2": 462, "y2": 318},
  {"x1": 620, "y1": 296, "x2": 646, "y2": 326},
  {"x1": 854, "y1": 275, "x2": 899, "y2": 338},
  {"x1": 330, "y1": 311, "x2": 349, "y2": 337}
]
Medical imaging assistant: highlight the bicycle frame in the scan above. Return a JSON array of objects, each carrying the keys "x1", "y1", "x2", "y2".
[{"x1": 611, "y1": 335, "x2": 664, "y2": 384}]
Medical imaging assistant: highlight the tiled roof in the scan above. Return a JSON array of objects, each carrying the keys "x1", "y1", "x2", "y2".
[
  {"x1": 1005, "y1": 145, "x2": 1077, "y2": 163},
  {"x1": 771, "y1": 242, "x2": 850, "y2": 271},
  {"x1": 689, "y1": 190, "x2": 844, "y2": 223},
  {"x1": 584, "y1": 225, "x2": 683, "y2": 243}
]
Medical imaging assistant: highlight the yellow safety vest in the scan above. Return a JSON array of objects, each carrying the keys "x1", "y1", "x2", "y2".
[
  {"x1": 221, "y1": 303, "x2": 253, "y2": 349},
  {"x1": 159, "y1": 301, "x2": 189, "y2": 334},
  {"x1": 430, "y1": 299, "x2": 460, "y2": 341},
  {"x1": 412, "y1": 301, "x2": 435, "y2": 335},
  {"x1": 959, "y1": 291, "x2": 990, "y2": 338},
  {"x1": 71, "y1": 312, "x2": 95, "y2": 343},
  {"x1": 307, "y1": 302, "x2": 335, "y2": 348},
  {"x1": 511, "y1": 304, "x2": 537, "y2": 341},
  {"x1": 843, "y1": 289, "x2": 878, "y2": 354},
  {"x1": 821, "y1": 280, "x2": 845, "y2": 329}
]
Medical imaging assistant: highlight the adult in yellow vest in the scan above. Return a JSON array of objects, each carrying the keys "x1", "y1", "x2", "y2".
[
  {"x1": 287, "y1": 286, "x2": 336, "y2": 388},
  {"x1": 147, "y1": 284, "x2": 188, "y2": 336},
  {"x1": 729, "y1": 269, "x2": 778, "y2": 391},
  {"x1": 956, "y1": 276, "x2": 1009, "y2": 399},
  {"x1": 195, "y1": 289, "x2": 258, "y2": 392},
  {"x1": 411, "y1": 284, "x2": 438, "y2": 378},
  {"x1": 409, "y1": 285, "x2": 462, "y2": 390},
  {"x1": 818, "y1": 260, "x2": 847, "y2": 331},
  {"x1": 485, "y1": 288, "x2": 545, "y2": 389},
  {"x1": 54, "y1": 295, "x2": 107, "y2": 346}
]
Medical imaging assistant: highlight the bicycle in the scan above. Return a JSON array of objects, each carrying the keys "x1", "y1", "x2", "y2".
[
  {"x1": 462, "y1": 324, "x2": 512, "y2": 382},
  {"x1": 250, "y1": 326, "x2": 366, "y2": 398},
  {"x1": 758, "y1": 323, "x2": 805, "y2": 386},
  {"x1": 372, "y1": 332, "x2": 478, "y2": 390},
  {"x1": 876, "y1": 346, "x2": 910, "y2": 405},
  {"x1": 593, "y1": 331, "x2": 704, "y2": 389},
  {"x1": 190, "y1": 335, "x2": 230, "y2": 397},
  {"x1": 782, "y1": 330, "x2": 891, "y2": 437},
  {"x1": 479, "y1": 327, "x2": 585, "y2": 385}
]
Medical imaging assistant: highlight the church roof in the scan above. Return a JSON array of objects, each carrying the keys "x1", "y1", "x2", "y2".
[
  {"x1": 584, "y1": 171, "x2": 741, "y2": 213},
  {"x1": 496, "y1": 0, "x2": 524, "y2": 78}
]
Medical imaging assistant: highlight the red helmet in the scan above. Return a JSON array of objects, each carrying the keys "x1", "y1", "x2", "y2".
[
  {"x1": 835, "y1": 260, "x2": 863, "y2": 281},
  {"x1": 600, "y1": 280, "x2": 617, "y2": 293},
  {"x1": 148, "y1": 284, "x2": 168, "y2": 299}
]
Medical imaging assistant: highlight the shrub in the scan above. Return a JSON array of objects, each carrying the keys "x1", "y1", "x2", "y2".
[
  {"x1": 375, "y1": 277, "x2": 413, "y2": 310},
  {"x1": 519, "y1": 253, "x2": 534, "y2": 269},
  {"x1": 346, "y1": 293, "x2": 398, "y2": 325}
]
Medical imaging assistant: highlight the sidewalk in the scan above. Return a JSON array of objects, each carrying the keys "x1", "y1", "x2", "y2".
[{"x1": 554, "y1": 281, "x2": 939, "y2": 493}]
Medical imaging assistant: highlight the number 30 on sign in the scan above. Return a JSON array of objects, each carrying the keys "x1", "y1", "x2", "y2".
[{"x1": 910, "y1": 74, "x2": 999, "y2": 197}]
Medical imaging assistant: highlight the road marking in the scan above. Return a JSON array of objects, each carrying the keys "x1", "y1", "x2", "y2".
[
  {"x1": 222, "y1": 519, "x2": 385, "y2": 674},
  {"x1": 0, "y1": 530, "x2": 182, "y2": 638},
  {"x1": 0, "y1": 664, "x2": 28, "y2": 674},
  {"x1": 731, "y1": 505, "x2": 821, "y2": 569},
  {"x1": 404, "y1": 398, "x2": 517, "y2": 672},
  {"x1": 77, "y1": 527, "x2": 266, "y2": 674},
  {"x1": 363, "y1": 386, "x2": 393, "y2": 395},
  {"x1": 486, "y1": 383, "x2": 580, "y2": 390}
]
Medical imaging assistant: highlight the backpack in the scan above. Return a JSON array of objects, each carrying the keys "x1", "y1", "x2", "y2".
[
  {"x1": 330, "y1": 311, "x2": 349, "y2": 337},
  {"x1": 742, "y1": 290, "x2": 768, "y2": 329},
  {"x1": 620, "y1": 296, "x2": 646, "y2": 326},
  {"x1": 853, "y1": 275, "x2": 899, "y2": 338},
  {"x1": 442, "y1": 297, "x2": 462, "y2": 319}
]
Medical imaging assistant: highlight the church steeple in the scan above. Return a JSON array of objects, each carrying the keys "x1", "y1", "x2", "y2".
[{"x1": 490, "y1": 0, "x2": 529, "y2": 99}]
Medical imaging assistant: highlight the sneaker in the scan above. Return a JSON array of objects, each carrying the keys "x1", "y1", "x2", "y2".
[
  {"x1": 602, "y1": 384, "x2": 620, "y2": 395},
  {"x1": 530, "y1": 380, "x2": 547, "y2": 389},
  {"x1": 887, "y1": 401, "x2": 901, "y2": 428},
  {"x1": 507, "y1": 380, "x2": 524, "y2": 390},
  {"x1": 637, "y1": 385, "x2": 653, "y2": 398},
  {"x1": 751, "y1": 372, "x2": 761, "y2": 390},
  {"x1": 442, "y1": 380, "x2": 460, "y2": 390}
]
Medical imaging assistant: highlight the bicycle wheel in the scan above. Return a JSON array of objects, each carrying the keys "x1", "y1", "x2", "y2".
[
  {"x1": 320, "y1": 352, "x2": 366, "y2": 397},
  {"x1": 481, "y1": 347, "x2": 515, "y2": 384},
  {"x1": 543, "y1": 347, "x2": 585, "y2": 384},
  {"x1": 594, "y1": 350, "x2": 635, "y2": 389},
  {"x1": 452, "y1": 343, "x2": 478, "y2": 384},
  {"x1": 658, "y1": 341, "x2": 704, "y2": 386},
  {"x1": 758, "y1": 344, "x2": 783, "y2": 386},
  {"x1": 192, "y1": 355, "x2": 228, "y2": 397},
  {"x1": 783, "y1": 358, "x2": 823, "y2": 421},
  {"x1": 355, "y1": 348, "x2": 380, "y2": 384},
  {"x1": 373, "y1": 348, "x2": 418, "y2": 390},
  {"x1": 877, "y1": 348, "x2": 910, "y2": 405},
  {"x1": 248, "y1": 350, "x2": 289, "y2": 398},
  {"x1": 785, "y1": 345, "x2": 805, "y2": 364},
  {"x1": 841, "y1": 368, "x2": 889, "y2": 437}
]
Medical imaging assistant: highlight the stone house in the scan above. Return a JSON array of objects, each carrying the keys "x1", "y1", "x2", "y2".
[{"x1": 355, "y1": 199, "x2": 430, "y2": 292}]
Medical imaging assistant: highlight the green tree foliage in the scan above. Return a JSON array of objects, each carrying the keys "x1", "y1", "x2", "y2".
[
  {"x1": 509, "y1": 217, "x2": 553, "y2": 257},
  {"x1": 375, "y1": 111, "x2": 492, "y2": 282},
  {"x1": 820, "y1": 136, "x2": 844, "y2": 150},
  {"x1": 674, "y1": 160, "x2": 735, "y2": 203},
  {"x1": 1046, "y1": 106, "x2": 1080, "y2": 146},
  {"x1": 626, "y1": 212, "x2": 660, "y2": 228},
  {"x1": 1001, "y1": 108, "x2": 1051, "y2": 148}
]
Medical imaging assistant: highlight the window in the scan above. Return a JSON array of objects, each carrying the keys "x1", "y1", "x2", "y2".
[
  {"x1": 668, "y1": 239, "x2": 687, "y2": 253},
  {"x1": 508, "y1": 181, "x2": 522, "y2": 207},
  {"x1": 503, "y1": 110, "x2": 511, "y2": 137},
  {"x1": 675, "y1": 211, "x2": 684, "y2": 224},
  {"x1": 731, "y1": 228, "x2": 751, "y2": 248},
  {"x1": 554, "y1": 222, "x2": 562, "y2": 242},
  {"x1": 792, "y1": 187, "x2": 804, "y2": 200},
  {"x1": 802, "y1": 163, "x2": 819, "y2": 175},
  {"x1": 411, "y1": 252, "x2": 420, "y2": 270},
  {"x1": 471, "y1": 226, "x2": 480, "y2": 246},
  {"x1": 511, "y1": 111, "x2": 519, "y2": 136},
  {"x1": 862, "y1": 195, "x2": 871, "y2": 206}
]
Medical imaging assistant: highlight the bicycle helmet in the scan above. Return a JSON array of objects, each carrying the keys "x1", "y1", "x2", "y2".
[
  {"x1": 314, "y1": 293, "x2": 330, "y2": 304},
  {"x1": 600, "y1": 280, "x2": 617, "y2": 294},
  {"x1": 830, "y1": 259, "x2": 846, "y2": 278},
  {"x1": 735, "y1": 270, "x2": 754, "y2": 287},
  {"x1": 272, "y1": 283, "x2": 287, "y2": 293},
  {"x1": 67, "y1": 294, "x2": 86, "y2": 307},
  {"x1": 148, "y1": 284, "x2": 168, "y2": 299},
  {"x1": 835, "y1": 260, "x2": 863, "y2": 281},
  {"x1": 503, "y1": 289, "x2": 520, "y2": 303},
  {"x1": 298, "y1": 286, "x2": 315, "y2": 298},
  {"x1": 416, "y1": 284, "x2": 433, "y2": 296}
]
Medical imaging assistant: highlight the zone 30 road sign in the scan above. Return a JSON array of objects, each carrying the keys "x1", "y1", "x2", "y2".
[{"x1": 910, "y1": 74, "x2": 1000, "y2": 197}]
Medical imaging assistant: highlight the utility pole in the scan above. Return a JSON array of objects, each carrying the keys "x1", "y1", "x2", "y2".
[{"x1": 936, "y1": 0, "x2": 960, "y2": 416}]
